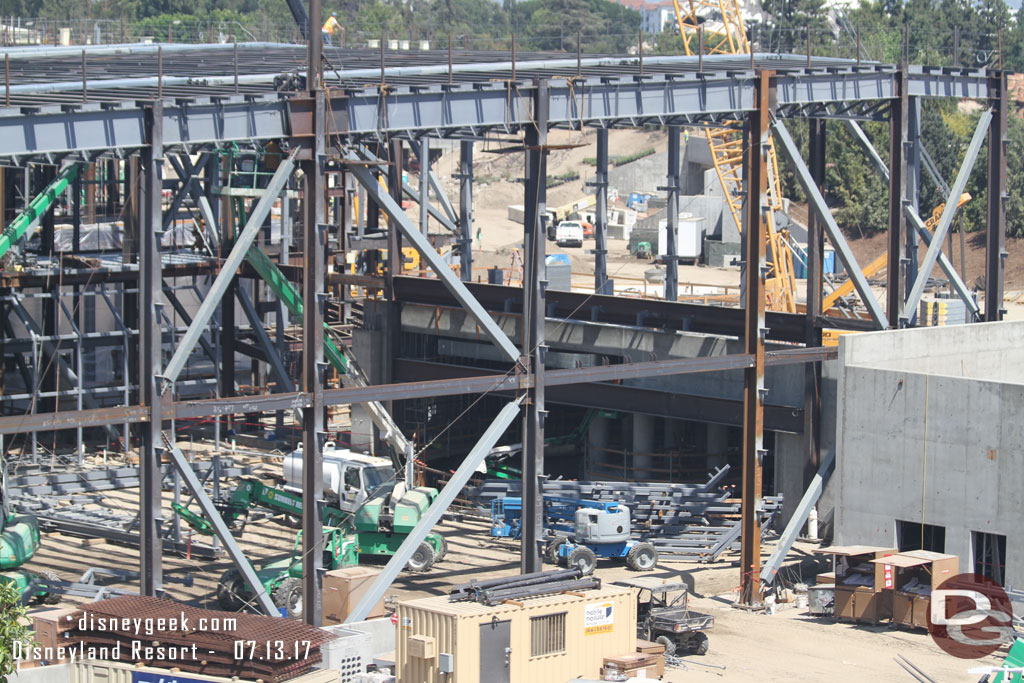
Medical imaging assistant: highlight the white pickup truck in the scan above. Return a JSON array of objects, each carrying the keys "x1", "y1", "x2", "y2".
[{"x1": 555, "y1": 220, "x2": 584, "y2": 248}]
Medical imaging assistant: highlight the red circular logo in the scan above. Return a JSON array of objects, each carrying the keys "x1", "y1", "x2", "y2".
[
  {"x1": 928, "y1": 573, "x2": 1014, "y2": 659},
  {"x1": 390, "y1": 612, "x2": 399, "y2": 626}
]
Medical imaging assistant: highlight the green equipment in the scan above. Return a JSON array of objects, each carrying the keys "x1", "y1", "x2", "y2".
[
  {"x1": 174, "y1": 478, "x2": 445, "y2": 617},
  {"x1": 0, "y1": 463, "x2": 60, "y2": 605},
  {"x1": 636, "y1": 241, "x2": 653, "y2": 260}
]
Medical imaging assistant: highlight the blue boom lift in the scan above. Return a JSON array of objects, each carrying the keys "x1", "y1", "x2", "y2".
[{"x1": 490, "y1": 496, "x2": 658, "y2": 575}]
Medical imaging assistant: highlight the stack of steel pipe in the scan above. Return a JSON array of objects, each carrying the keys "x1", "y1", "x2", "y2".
[
  {"x1": 449, "y1": 568, "x2": 599, "y2": 606},
  {"x1": 66, "y1": 596, "x2": 334, "y2": 682}
]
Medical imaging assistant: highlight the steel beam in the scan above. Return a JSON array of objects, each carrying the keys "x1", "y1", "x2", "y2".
[
  {"x1": 902, "y1": 108, "x2": 992, "y2": 324},
  {"x1": 987, "y1": 73, "x2": 1007, "y2": 322},
  {"x1": 236, "y1": 286, "x2": 298, "y2": 416},
  {"x1": 740, "y1": 71, "x2": 769, "y2": 606},
  {"x1": 139, "y1": 103, "x2": 164, "y2": 597},
  {"x1": 161, "y1": 152, "x2": 296, "y2": 392},
  {"x1": 344, "y1": 398, "x2": 523, "y2": 624},
  {"x1": 161, "y1": 284, "x2": 217, "y2": 365},
  {"x1": 161, "y1": 435, "x2": 278, "y2": 615},
  {"x1": 346, "y1": 151, "x2": 521, "y2": 363},
  {"x1": 773, "y1": 119, "x2": 888, "y2": 329},
  {"x1": 664, "y1": 127, "x2": 680, "y2": 301},
  {"x1": 592, "y1": 128, "x2": 609, "y2": 294},
  {"x1": 0, "y1": 346, "x2": 832, "y2": 434},
  {"x1": 459, "y1": 140, "x2": 473, "y2": 281},
  {"x1": 428, "y1": 169, "x2": 458, "y2": 228},
  {"x1": 845, "y1": 119, "x2": 979, "y2": 320},
  {"x1": 759, "y1": 449, "x2": 835, "y2": 587},
  {"x1": 521, "y1": 79, "x2": 548, "y2": 575}
]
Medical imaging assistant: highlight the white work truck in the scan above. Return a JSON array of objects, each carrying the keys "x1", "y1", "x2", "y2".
[{"x1": 555, "y1": 220, "x2": 584, "y2": 248}]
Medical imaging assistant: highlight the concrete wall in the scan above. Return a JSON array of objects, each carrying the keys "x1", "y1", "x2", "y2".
[
  {"x1": 841, "y1": 320, "x2": 1024, "y2": 384},
  {"x1": 834, "y1": 321, "x2": 1024, "y2": 585}
]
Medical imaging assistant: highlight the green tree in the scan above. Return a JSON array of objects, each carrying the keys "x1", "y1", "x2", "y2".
[{"x1": 0, "y1": 581, "x2": 32, "y2": 682}]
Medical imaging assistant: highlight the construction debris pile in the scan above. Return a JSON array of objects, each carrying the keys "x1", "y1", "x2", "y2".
[
  {"x1": 64, "y1": 596, "x2": 334, "y2": 682},
  {"x1": 449, "y1": 567, "x2": 599, "y2": 606},
  {"x1": 474, "y1": 466, "x2": 781, "y2": 562}
]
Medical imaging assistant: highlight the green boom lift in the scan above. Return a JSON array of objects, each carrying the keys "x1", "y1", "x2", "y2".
[{"x1": 174, "y1": 477, "x2": 445, "y2": 618}]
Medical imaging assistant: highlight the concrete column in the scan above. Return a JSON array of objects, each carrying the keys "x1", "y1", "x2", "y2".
[{"x1": 632, "y1": 413, "x2": 655, "y2": 477}]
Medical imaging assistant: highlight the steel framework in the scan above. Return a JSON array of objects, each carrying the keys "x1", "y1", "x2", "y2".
[{"x1": 0, "y1": 38, "x2": 1007, "y2": 615}]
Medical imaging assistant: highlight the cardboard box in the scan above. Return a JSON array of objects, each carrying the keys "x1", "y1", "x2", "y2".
[
  {"x1": 30, "y1": 607, "x2": 76, "y2": 653},
  {"x1": 636, "y1": 638, "x2": 666, "y2": 655},
  {"x1": 603, "y1": 652, "x2": 660, "y2": 676},
  {"x1": 323, "y1": 566, "x2": 385, "y2": 624}
]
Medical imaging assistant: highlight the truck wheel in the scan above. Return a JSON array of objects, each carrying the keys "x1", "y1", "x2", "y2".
[
  {"x1": 544, "y1": 536, "x2": 567, "y2": 564},
  {"x1": 690, "y1": 632, "x2": 709, "y2": 656},
  {"x1": 568, "y1": 546, "x2": 597, "y2": 576},
  {"x1": 626, "y1": 543, "x2": 658, "y2": 571},
  {"x1": 273, "y1": 577, "x2": 303, "y2": 619},
  {"x1": 406, "y1": 542, "x2": 436, "y2": 572},
  {"x1": 39, "y1": 571, "x2": 61, "y2": 604},
  {"x1": 217, "y1": 569, "x2": 248, "y2": 611},
  {"x1": 655, "y1": 635, "x2": 677, "y2": 656},
  {"x1": 433, "y1": 535, "x2": 448, "y2": 562}
]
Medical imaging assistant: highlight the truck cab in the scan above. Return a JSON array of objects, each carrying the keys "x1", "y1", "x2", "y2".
[
  {"x1": 555, "y1": 220, "x2": 584, "y2": 248},
  {"x1": 284, "y1": 442, "x2": 394, "y2": 512}
]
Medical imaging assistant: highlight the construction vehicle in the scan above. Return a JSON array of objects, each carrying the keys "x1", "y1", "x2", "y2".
[
  {"x1": 555, "y1": 220, "x2": 585, "y2": 248},
  {"x1": 614, "y1": 578, "x2": 714, "y2": 656},
  {"x1": 0, "y1": 463, "x2": 60, "y2": 605},
  {"x1": 636, "y1": 241, "x2": 653, "y2": 260},
  {"x1": 491, "y1": 496, "x2": 658, "y2": 575},
  {"x1": 174, "y1": 477, "x2": 444, "y2": 616},
  {"x1": 284, "y1": 442, "x2": 394, "y2": 512}
]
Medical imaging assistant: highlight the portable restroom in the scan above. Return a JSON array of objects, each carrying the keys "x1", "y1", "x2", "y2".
[{"x1": 396, "y1": 586, "x2": 636, "y2": 683}]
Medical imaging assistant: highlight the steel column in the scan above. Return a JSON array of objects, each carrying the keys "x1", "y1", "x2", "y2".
[
  {"x1": 139, "y1": 103, "x2": 164, "y2": 597},
  {"x1": 664, "y1": 127, "x2": 680, "y2": 301},
  {"x1": 740, "y1": 71, "x2": 769, "y2": 606},
  {"x1": 986, "y1": 72, "x2": 1007, "y2": 321},
  {"x1": 887, "y1": 75, "x2": 907, "y2": 325},
  {"x1": 905, "y1": 95, "x2": 921, "y2": 309},
  {"x1": 345, "y1": 398, "x2": 523, "y2": 624},
  {"x1": 902, "y1": 108, "x2": 992, "y2": 324},
  {"x1": 302, "y1": 86, "x2": 327, "y2": 627},
  {"x1": 804, "y1": 118, "x2": 824, "y2": 481},
  {"x1": 418, "y1": 138, "x2": 429, "y2": 237},
  {"x1": 592, "y1": 128, "x2": 609, "y2": 294},
  {"x1": 459, "y1": 140, "x2": 473, "y2": 281},
  {"x1": 520, "y1": 79, "x2": 549, "y2": 574}
]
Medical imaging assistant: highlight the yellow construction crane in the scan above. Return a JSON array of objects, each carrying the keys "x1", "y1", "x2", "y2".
[{"x1": 671, "y1": 0, "x2": 798, "y2": 313}]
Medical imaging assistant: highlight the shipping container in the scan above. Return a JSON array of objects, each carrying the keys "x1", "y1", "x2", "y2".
[{"x1": 396, "y1": 586, "x2": 636, "y2": 683}]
